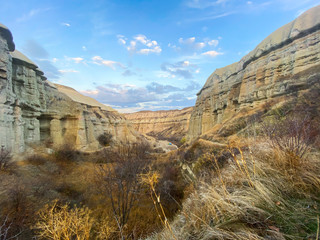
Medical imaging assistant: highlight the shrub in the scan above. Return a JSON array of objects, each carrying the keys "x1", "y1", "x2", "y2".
[
  {"x1": 97, "y1": 132, "x2": 113, "y2": 146},
  {"x1": 180, "y1": 137, "x2": 187, "y2": 145},
  {"x1": 53, "y1": 144, "x2": 80, "y2": 162},
  {"x1": 262, "y1": 114, "x2": 319, "y2": 167},
  {"x1": 34, "y1": 201, "x2": 93, "y2": 240}
]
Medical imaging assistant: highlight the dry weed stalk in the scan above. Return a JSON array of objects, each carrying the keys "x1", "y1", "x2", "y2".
[
  {"x1": 227, "y1": 144, "x2": 254, "y2": 188},
  {"x1": 140, "y1": 172, "x2": 178, "y2": 240}
]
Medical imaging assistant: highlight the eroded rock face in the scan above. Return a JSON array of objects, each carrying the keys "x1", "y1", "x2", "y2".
[
  {"x1": 188, "y1": 5, "x2": 320, "y2": 140},
  {"x1": 0, "y1": 24, "x2": 142, "y2": 153},
  {"x1": 125, "y1": 107, "x2": 193, "y2": 144}
]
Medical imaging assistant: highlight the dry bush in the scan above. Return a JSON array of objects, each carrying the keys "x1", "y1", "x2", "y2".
[
  {"x1": 262, "y1": 114, "x2": 319, "y2": 168},
  {"x1": 53, "y1": 144, "x2": 81, "y2": 163},
  {"x1": 97, "y1": 132, "x2": 113, "y2": 146},
  {"x1": 34, "y1": 201, "x2": 93, "y2": 240},
  {"x1": 96, "y1": 143, "x2": 152, "y2": 238}
]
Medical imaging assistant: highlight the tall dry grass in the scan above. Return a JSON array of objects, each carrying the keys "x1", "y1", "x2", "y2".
[{"x1": 147, "y1": 139, "x2": 320, "y2": 240}]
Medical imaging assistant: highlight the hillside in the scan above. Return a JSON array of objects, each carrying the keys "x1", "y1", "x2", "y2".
[{"x1": 188, "y1": 5, "x2": 320, "y2": 141}]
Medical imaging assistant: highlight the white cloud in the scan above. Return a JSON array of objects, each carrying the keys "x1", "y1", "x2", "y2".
[
  {"x1": 82, "y1": 46, "x2": 87, "y2": 51},
  {"x1": 119, "y1": 34, "x2": 162, "y2": 55},
  {"x1": 62, "y1": 22, "x2": 71, "y2": 27},
  {"x1": 71, "y1": 57, "x2": 84, "y2": 64},
  {"x1": 17, "y1": 8, "x2": 50, "y2": 22},
  {"x1": 208, "y1": 39, "x2": 219, "y2": 47},
  {"x1": 92, "y1": 56, "x2": 125, "y2": 70},
  {"x1": 247, "y1": 1, "x2": 253, "y2": 5},
  {"x1": 186, "y1": 0, "x2": 228, "y2": 9},
  {"x1": 58, "y1": 69, "x2": 79, "y2": 73},
  {"x1": 201, "y1": 50, "x2": 223, "y2": 57}
]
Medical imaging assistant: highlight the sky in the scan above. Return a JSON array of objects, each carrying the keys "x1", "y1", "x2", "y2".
[{"x1": 0, "y1": 0, "x2": 318, "y2": 112}]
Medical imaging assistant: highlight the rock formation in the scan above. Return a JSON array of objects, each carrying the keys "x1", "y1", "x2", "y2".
[
  {"x1": 188, "y1": 5, "x2": 320, "y2": 140},
  {"x1": 0, "y1": 24, "x2": 142, "y2": 153},
  {"x1": 125, "y1": 107, "x2": 193, "y2": 144}
]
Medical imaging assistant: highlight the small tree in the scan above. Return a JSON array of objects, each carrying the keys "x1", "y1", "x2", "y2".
[{"x1": 96, "y1": 143, "x2": 150, "y2": 239}]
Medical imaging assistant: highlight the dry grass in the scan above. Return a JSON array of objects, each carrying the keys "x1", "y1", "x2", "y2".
[{"x1": 147, "y1": 139, "x2": 320, "y2": 240}]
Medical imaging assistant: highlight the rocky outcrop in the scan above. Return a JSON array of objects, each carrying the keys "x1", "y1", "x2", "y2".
[
  {"x1": 188, "y1": 5, "x2": 320, "y2": 140},
  {"x1": 0, "y1": 24, "x2": 142, "y2": 153},
  {"x1": 125, "y1": 107, "x2": 193, "y2": 144}
]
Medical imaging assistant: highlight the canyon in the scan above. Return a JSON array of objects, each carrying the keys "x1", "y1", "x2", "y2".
[
  {"x1": 1, "y1": 5, "x2": 320, "y2": 153},
  {"x1": 124, "y1": 107, "x2": 193, "y2": 145}
]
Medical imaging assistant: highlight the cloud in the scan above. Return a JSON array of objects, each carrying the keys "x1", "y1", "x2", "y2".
[
  {"x1": 187, "y1": 11, "x2": 235, "y2": 22},
  {"x1": 160, "y1": 61, "x2": 199, "y2": 79},
  {"x1": 70, "y1": 57, "x2": 84, "y2": 64},
  {"x1": 201, "y1": 50, "x2": 223, "y2": 57},
  {"x1": 119, "y1": 34, "x2": 162, "y2": 55},
  {"x1": 172, "y1": 37, "x2": 220, "y2": 55},
  {"x1": 22, "y1": 40, "x2": 49, "y2": 59},
  {"x1": 146, "y1": 82, "x2": 180, "y2": 94},
  {"x1": 186, "y1": 0, "x2": 228, "y2": 9},
  {"x1": 146, "y1": 81, "x2": 200, "y2": 94},
  {"x1": 92, "y1": 56, "x2": 125, "y2": 70},
  {"x1": 21, "y1": 40, "x2": 61, "y2": 79},
  {"x1": 17, "y1": 8, "x2": 50, "y2": 22},
  {"x1": 36, "y1": 59, "x2": 61, "y2": 79},
  {"x1": 62, "y1": 22, "x2": 71, "y2": 27},
  {"x1": 58, "y1": 69, "x2": 79, "y2": 73},
  {"x1": 81, "y1": 81, "x2": 200, "y2": 112},
  {"x1": 117, "y1": 35, "x2": 127, "y2": 45},
  {"x1": 208, "y1": 39, "x2": 219, "y2": 47},
  {"x1": 122, "y1": 69, "x2": 136, "y2": 77},
  {"x1": 81, "y1": 83, "x2": 157, "y2": 105},
  {"x1": 179, "y1": 37, "x2": 206, "y2": 50}
]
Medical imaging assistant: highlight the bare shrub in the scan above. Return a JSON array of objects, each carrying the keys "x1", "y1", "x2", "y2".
[
  {"x1": 262, "y1": 114, "x2": 319, "y2": 167},
  {"x1": 34, "y1": 201, "x2": 93, "y2": 240},
  {"x1": 96, "y1": 143, "x2": 150, "y2": 238},
  {"x1": 97, "y1": 132, "x2": 113, "y2": 146},
  {"x1": 53, "y1": 144, "x2": 80, "y2": 162},
  {"x1": 0, "y1": 215, "x2": 22, "y2": 240},
  {"x1": 0, "y1": 147, "x2": 12, "y2": 171}
]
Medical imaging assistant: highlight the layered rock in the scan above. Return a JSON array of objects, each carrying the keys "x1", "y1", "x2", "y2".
[
  {"x1": 125, "y1": 107, "x2": 193, "y2": 144},
  {"x1": 0, "y1": 24, "x2": 142, "y2": 153},
  {"x1": 188, "y1": 5, "x2": 320, "y2": 140}
]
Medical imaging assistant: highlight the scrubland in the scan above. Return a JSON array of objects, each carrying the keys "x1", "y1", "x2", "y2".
[{"x1": 0, "y1": 92, "x2": 319, "y2": 240}]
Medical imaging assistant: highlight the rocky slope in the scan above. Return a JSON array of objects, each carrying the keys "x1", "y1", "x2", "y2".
[
  {"x1": 187, "y1": 5, "x2": 320, "y2": 141},
  {"x1": 125, "y1": 107, "x2": 193, "y2": 145},
  {"x1": 0, "y1": 24, "x2": 143, "y2": 153}
]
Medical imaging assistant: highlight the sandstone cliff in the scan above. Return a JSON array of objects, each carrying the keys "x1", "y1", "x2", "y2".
[
  {"x1": 0, "y1": 24, "x2": 142, "y2": 153},
  {"x1": 188, "y1": 5, "x2": 320, "y2": 140},
  {"x1": 125, "y1": 107, "x2": 193, "y2": 145}
]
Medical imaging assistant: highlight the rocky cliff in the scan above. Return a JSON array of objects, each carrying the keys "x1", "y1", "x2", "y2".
[
  {"x1": 0, "y1": 24, "x2": 142, "y2": 153},
  {"x1": 188, "y1": 5, "x2": 320, "y2": 140},
  {"x1": 125, "y1": 107, "x2": 193, "y2": 144}
]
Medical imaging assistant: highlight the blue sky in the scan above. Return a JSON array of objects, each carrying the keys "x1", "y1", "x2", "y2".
[{"x1": 1, "y1": 0, "x2": 318, "y2": 112}]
